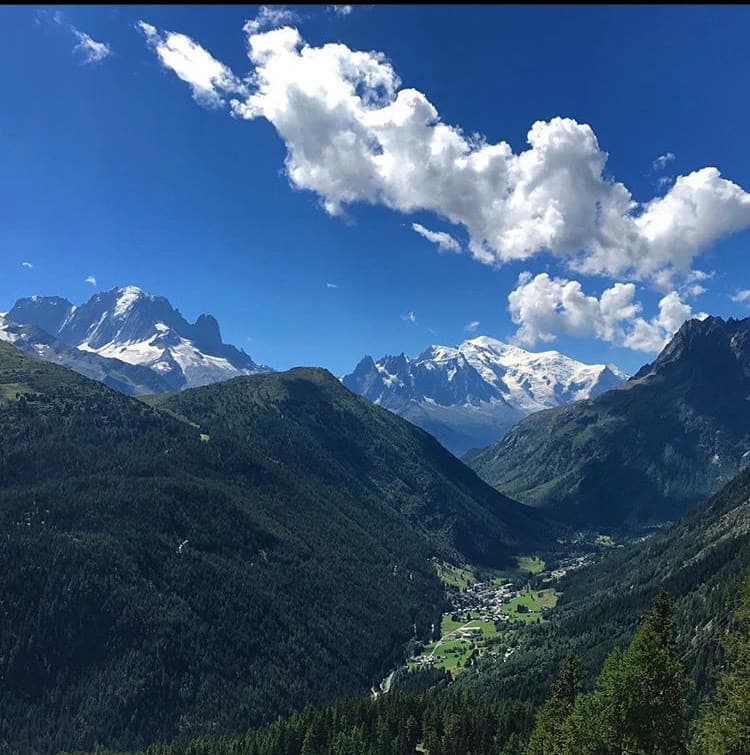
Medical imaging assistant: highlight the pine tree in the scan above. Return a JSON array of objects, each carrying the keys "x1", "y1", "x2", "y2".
[
  {"x1": 404, "y1": 714, "x2": 420, "y2": 753},
  {"x1": 558, "y1": 648, "x2": 623, "y2": 755},
  {"x1": 525, "y1": 654, "x2": 582, "y2": 755},
  {"x1": 692, "y1": 575, "x2": 750, "y2": 754},
  {"x1": 562, "y1": 592, "x2": 691, "y2": 754},
  {"x1": 300, "y1": 722, "x2": 321, "y2": 755},
  {"x1": 617, "y1": 592, "x2": 692, "y2": 753}
]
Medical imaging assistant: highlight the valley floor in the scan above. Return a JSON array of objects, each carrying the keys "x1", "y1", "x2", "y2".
[{"x1": 389, "y1": 535, "x2": 630, "y2": 684}]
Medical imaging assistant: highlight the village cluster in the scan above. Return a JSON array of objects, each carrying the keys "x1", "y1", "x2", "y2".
[
  {"x1": 405, "y1": 549, "x2": 607, "y2": 673},
  {"x1": 450, "y1": 581, "x2": 520, "y2": 623}
]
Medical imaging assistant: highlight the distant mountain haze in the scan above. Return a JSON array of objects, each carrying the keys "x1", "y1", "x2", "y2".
[{"x1": 343, "y1": 336, "x2": 625, "y2": 455}]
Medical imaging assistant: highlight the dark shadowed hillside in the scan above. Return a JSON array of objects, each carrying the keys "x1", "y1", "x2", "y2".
[
  {"x1": 0, "y1": 342, "x2": 555, "y2": 753},
  {"x1": 150, "y1": 367, "x2": 557, "y2": 568}
]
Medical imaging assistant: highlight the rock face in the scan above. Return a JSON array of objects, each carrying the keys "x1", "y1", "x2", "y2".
[
  {"x1": 466, "y1": 316, "x2": 750, "y2": 529},
  {"x1": 5, "y1": 286, "x2": 271, "y2": 391},
  {"x1": 0, "y1": 316, "x2": 173, "y2": 396},
  {"x1": 343, "y1": 336, "x2": 625, "y2": 455}
]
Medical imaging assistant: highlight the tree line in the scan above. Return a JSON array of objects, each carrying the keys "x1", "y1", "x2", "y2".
[{"x1": 82, "y1": 576, "x2": 750, "y2": 755}]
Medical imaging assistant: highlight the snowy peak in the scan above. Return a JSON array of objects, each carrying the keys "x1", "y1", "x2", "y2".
[
  {"x1": 58, "y1": 287, "x2": 193, "y2": 352},
  {"x1": 343, "y1": 336, "x2": 626, "y2": 455},
  {"x1": 113, "y1": 285, "x2": 148, "y2": 318},
  {"x1": 458, "y1": 336, "x2": 625, "y2": 413},
  {"x1": 5, "y1": 286, "x2": 271, "y2": 391},
  {"x1": 7, "y1": 296, "x2": 75, "y2": 338},
  {"x1": 344, "y1": 346, "x2": 502, "y2": 410},
  {"x1": 0, "y1": 313, "x2": 174, "y2": 396}
]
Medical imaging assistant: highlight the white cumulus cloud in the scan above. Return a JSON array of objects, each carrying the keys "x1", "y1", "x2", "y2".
[
  {"x1": 622, "y1": 293, "x2": 687, "y2": 352},
  {"x1": 329, "y1": 5, "x2": 353, "y2": 16},
  {"x1": 21, "y1": 261, "x2": 33, "y2": 269},
  {"x1": 138, "y1": 21, "x2": 246, "y2": 108},
  {"x1": 141, "y1": 23, "x2": 750, "y2": 287},
  {"x1": 326, "y1": 282, "x2": 339, "y2": 288},
  {"x1": 508, "y1": 272, "x2": 640, "y2": 345},
  {"x1": 411, "y1": 222, "x2": 460, "y2": 253},
  {"x1": 731, "y1": 289, "x2": 750, "y2": 303},
  {"x1": 652, "y1": 152, "x2": 676, "y2": 172},
  {"x1": 139, "y1": 21, "x2": 750, "y2": 310},
  {"x1": 73, "y1": 29, "x2": 111, "y2": 64},
  {"x1": 85, "y1": 275, "x2": 97, "y2": 286},
  {"x1": 508, "y1": 272, "x2": 704, "y2": 353},
  {"x1": 623, "y1": 292, "x2": 708, "y2": 353},
  {"x1": 217, "y1": 26, "x2": 750, "y2": 286},
  {"x1": 244, "y1": 6, "x2": 299, "y2": 35},
  {"x1": 403, "y1": 311, "x2": 416, "y2": 323},
  {"x1": 464, "y1": 320, "x2": 480, "y2": 333}
]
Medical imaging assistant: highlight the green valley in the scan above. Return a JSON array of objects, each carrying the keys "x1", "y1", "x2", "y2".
[
  {"x1": 409, "y1": 614, "x2": 500, "y2": 675},
  {"x1": 0, "y1": 341, "x2": 558, "y2": 754},
  {"x1": 499, "y1": 587, "x2": 558, "y2": 624},
  {"x1": 403, "y1": 553, "x2": 570, "y2": 683}
]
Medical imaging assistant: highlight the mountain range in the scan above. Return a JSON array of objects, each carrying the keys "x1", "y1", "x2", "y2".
[
  {"x1": 3, "y1": 297, "x2": 750, "y2": 753},
  {"x1": 467, "y1": 315, "x2": 750, "y2": 529},
  {"x1": 343, "y1": 337, "x2": 626, "y2": 455},
  {"x1": 0, "y1": 339, "x2": 556, "y2": 753},
  {"x1": 4, "y1": 285, "x2": 745, "y2": 534},
  {"x1": 0, "y1": 286, "x2": 627, "y2": 457},
  {"x1": 1, "y1": 286, "x2": 270, "y2": 393}
]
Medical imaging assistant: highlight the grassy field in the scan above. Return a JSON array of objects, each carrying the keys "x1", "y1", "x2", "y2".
[
  {"x1": 434, "y1": 561, "x2": 475, "y2": 590},
  {"x1": 516, "y1": 555, "x2": 545, "y2": 574},
  {"x1": 440, "y1": 614, "x2": 464, "y2": 634},
  {"x1": 412, "y1": 615, "x2": 499, "y2": 674},
  {"x1": 440, "y1": 614, "x2": 498, "y2": 637},
  {"x1": 0, "y1": 382, "x2": 35, "y2": 403},
  {"x1": 594, "y1": 534, "x2": 616, "y2": 547},
  {"x1": 500, "y1": 587, "x2": 558, "y2": 624},
  {"x1": 431, "y1": 639, "x2": 472, "y2": 670},
  {"x1": 490, "y1": 554, "x2": 546, "y2": 584}
]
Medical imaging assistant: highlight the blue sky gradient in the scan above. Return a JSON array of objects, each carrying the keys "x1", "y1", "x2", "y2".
[{"x1": 3, "y1": 5, "x2": 750, "y2": 375}]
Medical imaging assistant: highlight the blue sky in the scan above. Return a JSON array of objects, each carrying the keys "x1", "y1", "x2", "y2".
[{"x1": 3, "y1": 5, "x2": 750, "y2": 375}]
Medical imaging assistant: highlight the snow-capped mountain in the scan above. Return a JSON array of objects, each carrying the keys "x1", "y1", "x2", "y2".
[
  {"x1": 5, "y1": 286, "x2": 271, "y2": 391},
  {"x1": 343, "y1": 336, "x2": 626, "y2": 456},
  {"x1": 0, "y1": 315, "x2": 174, "y2": 396}
]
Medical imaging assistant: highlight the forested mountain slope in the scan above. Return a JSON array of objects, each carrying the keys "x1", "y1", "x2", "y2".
[
  {"x1": 150, "y1": 367, "x2": 557, "y2": 568},
  {"x1": 467, "y1": 316, "x2": 750, "y2": 528},
  {"x1": 78, "y1": 584, "x2": 750, "y2": 755},
  {"x1": 0, "y1": 342, "x2": 553, "y2": 753}
]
